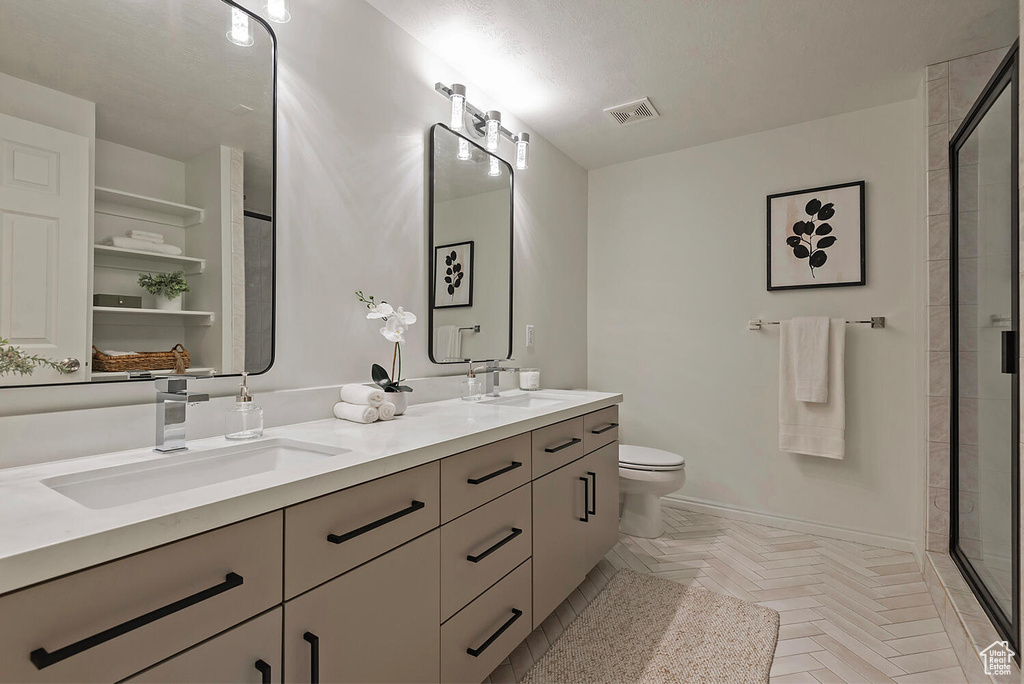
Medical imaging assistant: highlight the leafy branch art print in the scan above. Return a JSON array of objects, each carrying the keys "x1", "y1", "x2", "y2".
[
  {"x1": 785, "y1": 198, "x2": 837, "y2": 278},
  {"x1": 443, "y1": 249, "x2": 464, "y2": 300}
]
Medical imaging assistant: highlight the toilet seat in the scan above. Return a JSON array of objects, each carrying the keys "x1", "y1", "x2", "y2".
[{"x1": 619, "y1": 445, "x2": 684, "y2": 472}]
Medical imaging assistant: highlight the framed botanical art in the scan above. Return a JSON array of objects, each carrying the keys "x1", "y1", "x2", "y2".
[
  {"x1": 433, "y1": 241, "x2": 474, "y2": 308},
  {"x1": 767, "y1": 180, "x2": 865, "y2": 291}
]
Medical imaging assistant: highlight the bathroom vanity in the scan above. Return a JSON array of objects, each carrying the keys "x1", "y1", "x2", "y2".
[{"x1": 0, "y1": 391, "x2": 621, "y2": 683}]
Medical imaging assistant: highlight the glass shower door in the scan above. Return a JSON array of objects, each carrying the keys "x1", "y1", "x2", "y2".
[{"x1": 950, "y1": 45, "x2": 1018, "y2": 652}]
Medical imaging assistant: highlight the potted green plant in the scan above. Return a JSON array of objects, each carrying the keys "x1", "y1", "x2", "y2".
[{"x1": 138, "y1": 270, "x2": 190, "y2": 311}]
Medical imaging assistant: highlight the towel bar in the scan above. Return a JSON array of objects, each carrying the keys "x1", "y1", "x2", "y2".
[
  {"x1": 458, "y1": 325, "x2": 481, "y2": 333},
  {"x1": 748, "y1": 317, "x2": 885, "y2": 331}
]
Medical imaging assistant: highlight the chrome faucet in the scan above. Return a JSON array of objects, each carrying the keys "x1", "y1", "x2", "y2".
[
  {"x1": 155, "y1": 376, "x2": 209, "y2": 453},
  {"x1": 475, "y1": 360, "x2": 520, "y2": 397}
]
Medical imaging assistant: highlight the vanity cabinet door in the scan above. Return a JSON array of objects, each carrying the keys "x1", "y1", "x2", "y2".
[
  {"x1": 581, "y1": 442, "x2": 620, "y2": 571},
  {"x1": 531, "y1": 460, "x2": 588, "y2": 628},
  {"x1": 283, "y1": 530, "x2": 440, "y2": 684},
  {"x1": 128, "y1": 608, "x2": 282, "y2": 683}
]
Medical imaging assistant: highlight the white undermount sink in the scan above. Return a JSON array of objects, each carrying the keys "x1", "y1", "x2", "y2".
[
  {"x1": 479, "y1": 392, "x2": 583, "y2": 409},
  {"x1": 42, "y1": 439, "x2": 349, "y2": 510}
]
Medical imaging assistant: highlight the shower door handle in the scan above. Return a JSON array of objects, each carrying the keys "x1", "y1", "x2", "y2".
[{"x1": 1002, "y1": 330, "x2": 1017, "y2": 374}]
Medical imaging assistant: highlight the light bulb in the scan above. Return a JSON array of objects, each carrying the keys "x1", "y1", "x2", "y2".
[
  {"x1": 264, "y1": 0, "x2": 291, "y2": 23},
  {"x1": 457, "y1": 138, "x2": 471, "y2": 161},
  {"x1": 488, "y1": 156, "x2": 501, "y2": 177},
  {"x1": 227, "y1": 8, "x2": 254, "y2": 46},
  {"x1": 450, "y1": 84, "x2": 466, "y2": 131},
  {"x1": 515, "y1": 132, "x2": 530, "y2": 170},
  {"x1": 485, "y1": 110, "x2": 501, "y2": 151}
]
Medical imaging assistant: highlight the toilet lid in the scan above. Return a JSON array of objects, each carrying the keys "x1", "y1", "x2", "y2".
[{"x1": 619, "y1": 445, "x2": 685, "y2": 470}]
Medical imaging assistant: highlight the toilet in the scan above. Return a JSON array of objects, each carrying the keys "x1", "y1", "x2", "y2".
[{"x1": 618, "y1": 445, "x2": 686, "y2": 539}]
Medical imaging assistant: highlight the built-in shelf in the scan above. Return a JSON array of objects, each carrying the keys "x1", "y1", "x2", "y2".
[
  {"x1": 92, "y1": 306, "x2": 215, "y2": 326},
  {"x1": 93, "y1": 245, "x2": 206, "y2": 275},
  {"x1": 91, "y1": 367, "x2": 217, "y2": 381},
  {"x1": 95, "y1": 187, "x2": 205, "y2": 228}
]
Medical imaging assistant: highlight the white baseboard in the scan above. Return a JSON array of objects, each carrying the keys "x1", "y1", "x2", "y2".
[{"x1": 663, "y1": 494, "x2": 919, "y2": 559}]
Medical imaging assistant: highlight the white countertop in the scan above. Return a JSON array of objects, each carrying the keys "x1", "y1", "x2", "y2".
[{"x1": 0, "y1": 389, "x2": 621, "y2": 595}]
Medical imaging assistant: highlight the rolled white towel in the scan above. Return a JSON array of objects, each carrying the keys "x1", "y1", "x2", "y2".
[
  {"x1": 378, "y1": 402, "x2": 396, "y2": 421},
  {"x1": 339, "y1": 383, "x2": 384, "y2": 407},
  {"x1": 333, "y1": 402, "x2": 379, "y2": 424}
]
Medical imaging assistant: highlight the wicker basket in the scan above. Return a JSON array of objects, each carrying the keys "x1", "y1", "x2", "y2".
[{"x1": 91, "y1": 344, "x2": 191, "y2": 374}]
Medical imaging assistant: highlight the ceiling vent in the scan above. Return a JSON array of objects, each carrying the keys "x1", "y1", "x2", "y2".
[{"x1": 604, "y1": 97, "x2": 660, "y2": 126}]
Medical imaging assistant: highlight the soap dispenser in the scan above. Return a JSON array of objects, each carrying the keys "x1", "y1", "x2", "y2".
[
  {"x1": 226, "y1": 372, "x2": 264, "y2": 439},
  {"x1": 461, "y1": 364, "x2": 483, "y2": 401}
]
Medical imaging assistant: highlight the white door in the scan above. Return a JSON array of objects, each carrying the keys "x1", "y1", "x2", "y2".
[{"x1": 0, "y1": 112, "x2": 90, "y2": 385}]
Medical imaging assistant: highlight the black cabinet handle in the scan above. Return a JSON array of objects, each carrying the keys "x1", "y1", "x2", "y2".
[
  {"x1": 586, "y1": 471, "x2": 596, "y2": 515},
  {"x1": 466, "y1": 609, "x2": 523, "y2": 657},
  {"x1": 591, "y1": 423, "x2": 618, "y2": 435},
  {"x1": 303, "y1": 632, "x2": 319, "y2": 684},
  {"x1": 579, "y1": 477, "x2": 590, "y2": 522},
  {"x1": 255, "y1": 659, "x2": 272, "y2": 684},
  {"x1": 467, "y1": 528, "x2": 523, "y2": 563},
  {"x1": 327, "y1": 500, "x2": 425, "y2": 544},
  {"x1": 29, "y1": 572, "x2": 244, "y2": 670},
  {"x1": 467, "y1": 461, "x2": 522, "y2": 485},
  {"x1": 545, "y1": 437, "x2": 581, "y2": 453},
  {"x1": 1002, "y1": 330, "x2": 1017, "y2": 374}
]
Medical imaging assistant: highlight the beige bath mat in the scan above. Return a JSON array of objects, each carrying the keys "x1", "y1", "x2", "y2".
[{"x1": 521, "y1": 569, "x2": 780, "y2": 684}]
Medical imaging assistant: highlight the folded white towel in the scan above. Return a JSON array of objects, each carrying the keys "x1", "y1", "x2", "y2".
[
  {"x1": 99, "y1": 236, "x2": 183, "y2": 256},
  {"x1": 779, "y1": 318, "x2": 846, "y2": 459},
  {"x1": 378, "y1": 402, "x2": 396, "y2": 421},
  {"x1": 126, "y1": 230, "x2": 164, "y2": 244},
  {"x1": 435, "y1": 325, "x2": 462, "y2": 362},
  {"x1": 333, "y1": 402, "x2": 379, "y2": 424},
  {"x1": 790, "y1": 317, "x2": 831, "y2": 403},
  {"x1": 339, "y1": 383, "x2": 384, "y2": 407},
  {"x1": 102, "y1": 350, "x2": 138, "y2": 356}
]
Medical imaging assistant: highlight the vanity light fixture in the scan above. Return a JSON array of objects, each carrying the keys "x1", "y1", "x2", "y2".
[
  {"x1": 450, "y1": 84, "x2": 467, "y2": 131},
  {"x1": 515, "y1": 132, "x2": 530, "y2": 170},
  {"x1": 484, "y1": 111, "x2": 502, "y2": 151},
  {"x1": 488, "y1": 156, "x2": 501, "y2": 177},
  {"x1": 227, "y1": 7, "x2": 254, "y2": 46},
  {"x1": 457, "y1": 138, "x2": 472, "y2": 161},
  {"x1": 264, "y1": 0, "x2": 291, "y2": 23}
]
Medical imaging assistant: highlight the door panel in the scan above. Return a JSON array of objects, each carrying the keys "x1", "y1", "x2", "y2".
[
  {"x1": 532, "y1": 458, "x2": 587, "y2": 628},
  {"x1": 583, "y1": 443, "x2": 620, "y2": 571}
]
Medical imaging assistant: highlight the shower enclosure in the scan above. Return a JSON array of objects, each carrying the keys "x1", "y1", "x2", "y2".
[{"x1": 950, "y1": 43, "x2": 1019, "y2": 653}]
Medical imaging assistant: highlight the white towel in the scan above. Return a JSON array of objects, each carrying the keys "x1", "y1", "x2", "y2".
[
  {"x1": 435, "y1": 325, "x2": 462, "y2": 362},
  {"x1": 102, "y1": 350, "x2": 138, "y2": 356},
  {"x1": 779, "y1": 318, "x2": 846, "y2": 459},
  {"x1": 790, "y1": 317, "x2": 830, "y2": 403},
  {"x1": 333, "y1": 402, "x2": 379, "y2": 424},
  {"x1": 339, "y1": 383, "x2": 384, "y2": 407},
  {"x1": 378, "y1": 402, "x2": 396, "y2": 421},
  {"x1": 99, "y1": 236, "x2": 183, "y2": 256},
  {"x1": 126, "y1": 230, "x2": 165, "y2": 244}
]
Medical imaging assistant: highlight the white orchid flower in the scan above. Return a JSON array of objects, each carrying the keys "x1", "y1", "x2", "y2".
[
  {"x1": 366, "y1": 302, "x2": 394, "y2": 320},
  {"x1": 380, "y1": 316, "x2": 406, "y2": 343},
  {"x1": 394, "y1": 307, "x2": 417, "y2": 325}
]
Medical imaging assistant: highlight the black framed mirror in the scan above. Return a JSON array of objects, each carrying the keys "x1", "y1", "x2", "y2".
[
  {"x1": 950, "y1": 41, "x2": 1019, "y2": 657},
  {"x1": 0, "y1": 0, "x2": 276, "y2": 387},
  {"x1": 428, "y1": 123, "x2": 513, "y2": 365}
]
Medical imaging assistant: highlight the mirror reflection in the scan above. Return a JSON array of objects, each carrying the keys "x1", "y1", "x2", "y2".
[
  {"x1": 0, "y1": 0, "x2": 275, "y2": 386},
  {"x1": 429, "y1": 125, "x2": 513, "y2": 364}
]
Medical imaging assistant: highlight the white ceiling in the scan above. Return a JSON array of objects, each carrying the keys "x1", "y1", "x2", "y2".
[
  {"x1": 0, "y1": 0, "x2": 275, "y2": 211},
  {"x1": 367, "y1": 0, "x2": 1019, "y2": 169}
]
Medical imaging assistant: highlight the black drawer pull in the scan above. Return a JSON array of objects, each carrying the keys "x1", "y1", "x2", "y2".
[
  {"x1": 1002, "y1": 330, "x2": 1017, "y2": 374},
  {"x1": 591, "y1": 422, "x2": 618, "y2": 435},
  {"x1": 580, "y1": 477, "x2": 590, "y2": 522},
  {"x1": 467, "y1": 609, "x2": 523, "y2": 657},
  {"x1": 467, "y1": 528, "x2": 523, "y2": 563},
  {"x1": 29, "y1": 572, "x2": 244, "y2": 670},
  {"x1": 327, "y1": 500, "x2": 425, "y2": 544},
  {"x1": 303, "y1": 631, "x2": 319, "y2": 684},
  {"x1": 544, "y1": 437, "x2": 581, "y2": 453},
  {"x1": 586, "y1": 471, "x2": 596, "y2": 515},
  {"x1": 467, "y1": 461, "x2": 522, "y2": 485},
  {"x1": 255, "y1": 659, "x2": 272, "y2": 684}
]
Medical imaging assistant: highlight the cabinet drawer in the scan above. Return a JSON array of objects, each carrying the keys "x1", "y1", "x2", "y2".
[
  {"x1": 441, "y1": 484, "x2": 532, "y2": 621},
  {"x1": 532, "y1": 417, "x2": 585, "y2": 478},
  {"x1": 441, "y1": 434, "x2": 531, "y2": 523},
  {"x1": 129, "y1": 608, "x2": 282, "y2": 683},
  {"x1": 583, "y1": 405, "x2": 619, "y2": 454},
  {"x1": 284, "y1": 462, "x2": 439, "y2": 599},
  {"x1": 0, "y1": 512, "x2": 283, "y2": 684},
  {"x1": 441, "y1": 559, "x2": 532, "y2": 684}
]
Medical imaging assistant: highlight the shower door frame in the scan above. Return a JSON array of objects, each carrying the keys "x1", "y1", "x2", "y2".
[{"x1": 949, "y1": 41, "x2": 1020, "y2": 657}]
